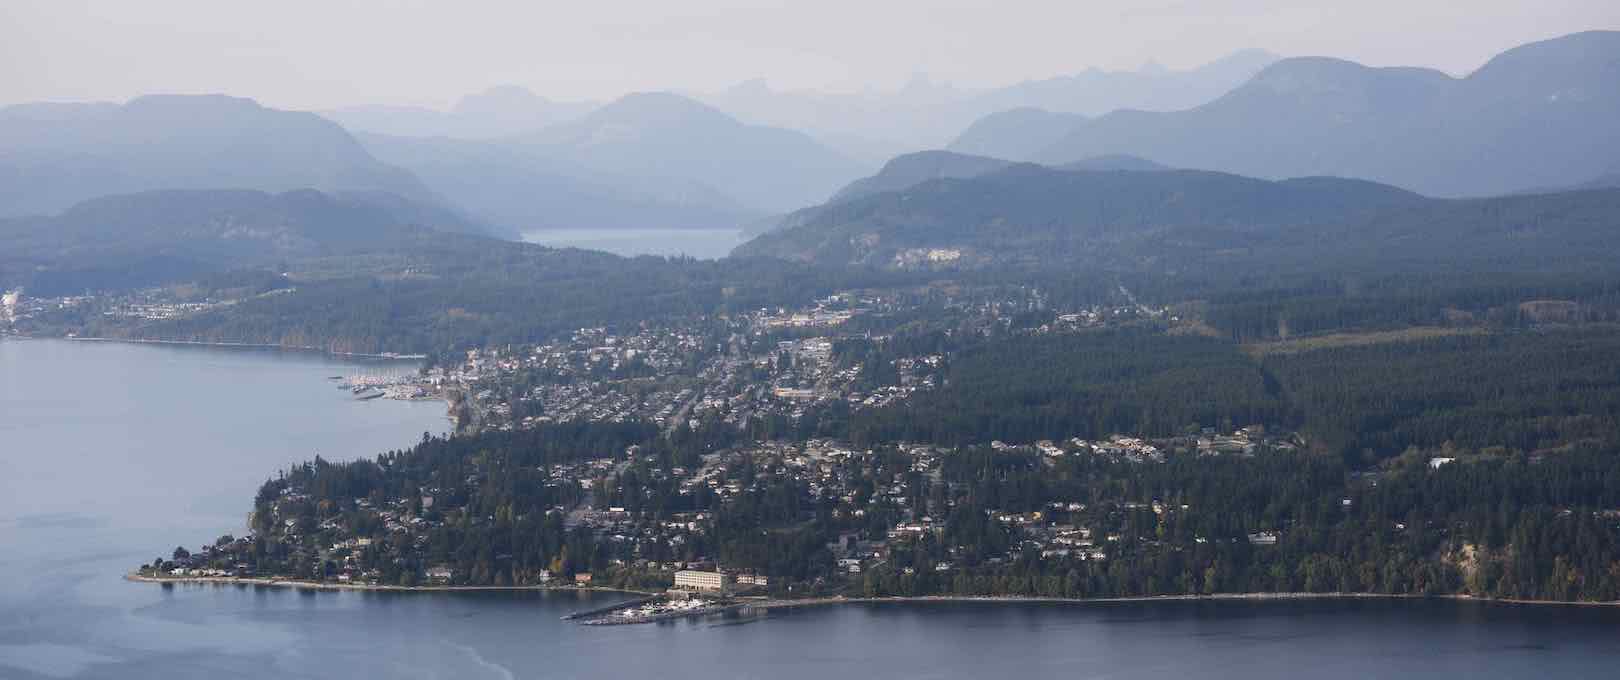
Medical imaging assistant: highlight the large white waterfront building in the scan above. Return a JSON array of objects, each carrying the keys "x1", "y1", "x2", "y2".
[{"x1": 673, "y1": 570, "x2": 731, "y2": 592}]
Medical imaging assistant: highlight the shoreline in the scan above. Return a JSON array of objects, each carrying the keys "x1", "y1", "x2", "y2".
[
  {"x1": 50, "y1": 335, "x2": 428, "y2": 360},
  {"x1": 748, "y1": 592, "x2": 1620, "y2": 610},
  {"x1": 126, "y1": 575, "x2": 1618, "y2": 610},
  {"x1": 124, "y1": 573, "x2": 655, "y2": 596}
]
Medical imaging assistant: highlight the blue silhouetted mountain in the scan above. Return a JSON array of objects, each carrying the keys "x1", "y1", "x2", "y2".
[
  {"x1": 1021, "y1": 31, "x2": 1620, "y2": 197},
  {"x1": 323, "y1": 85, "x2": 599, "y2": 139},
  {"x1": 0, "y1": 95, "x2": 437, "y2": 218},
  {"x1": 356, "y1": 130, "x2": 764, "y2": 233},
  {"x1": 512, "y1": 92, "x2": 869, "y2": 214},
  {"x1": 700, "y1": 50, "x2": 1278, "y2": 153}
]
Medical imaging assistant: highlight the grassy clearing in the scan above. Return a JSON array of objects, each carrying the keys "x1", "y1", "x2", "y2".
[{"x1": 1241, "y1": 326, "x2": 1488, "y2": 357}]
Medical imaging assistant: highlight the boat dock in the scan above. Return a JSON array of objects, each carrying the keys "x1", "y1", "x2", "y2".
[{"x1": 560, "y1": 595, "x2": 659, "y2": 621}]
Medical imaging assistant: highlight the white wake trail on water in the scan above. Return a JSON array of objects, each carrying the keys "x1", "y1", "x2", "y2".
[{"x1": 450, "y1": 640, "x2": 517, "y2": 680}]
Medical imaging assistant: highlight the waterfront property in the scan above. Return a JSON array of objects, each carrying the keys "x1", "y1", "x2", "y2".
[{"x1": 673, "y1": 570, "x2": 731, "y2": 592}]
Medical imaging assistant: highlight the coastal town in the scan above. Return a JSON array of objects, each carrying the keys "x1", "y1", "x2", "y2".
[
  {"x1": 400, "y1": 282, "x2": 1169, "y2": 434},
  {"x1": 137, "y1": 416, "x2": 1306, "y2": 622},
  {"x1": 114, "y1": 278, "x2": 1338, "y2": 622}
]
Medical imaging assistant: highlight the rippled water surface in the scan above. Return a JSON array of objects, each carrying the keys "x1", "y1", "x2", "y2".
[{"x1": 3, "y1": 338, "x2": 1619, "y2": 679}]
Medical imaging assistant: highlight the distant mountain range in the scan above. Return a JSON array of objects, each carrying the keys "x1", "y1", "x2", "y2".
[
  {"x1": 355, "y1": 130, "x2": 764, "y2": 233},
  {"x1": 4, "y1": 31, "x2": 1615, "y2": 252},
  {"x1": 0, "y1": 91, "x2": 863, "y2": 237},
  {"x1": 323, "y1": 86, "x2": 599, "y2": 139},
  {"x1": 948, "y1": 108, "x2": 1090, "y2": 161},
  {"x1": 953, "y1": 31, "x2": 1620, "y2": 198},
  {"x1": 0, "y1": 188, "x2": 491, "y2": 294},
  {"x1": 511, "y1": 92, "x2": 866, "y2": 214},
  {"x1": 352, "y1": 91, "x2": 866, "y2": 232},
  {"x1": 734, "y1": 163, "x2": 1620, "y2": 276},
  {"x1": 696, "y1": 50, "x2": 1280, "y2": 155},
  {"x1": 0, "y1": 95, "x2": 436, "y2": 218}
]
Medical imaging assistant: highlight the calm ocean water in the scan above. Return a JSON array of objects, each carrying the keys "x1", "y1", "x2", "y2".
[
  {"x1": 3, "y1": 337, "x2": 1620, "y2": 679},
  {"x1": 522, "y1": 228, "x2": 745, "y2": 259}
]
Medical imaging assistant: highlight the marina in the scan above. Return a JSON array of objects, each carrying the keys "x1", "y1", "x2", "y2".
[{"x1": 331, "y1": 369, "x2": 442, "y2": 402}]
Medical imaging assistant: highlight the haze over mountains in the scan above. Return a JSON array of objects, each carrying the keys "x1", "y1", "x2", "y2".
[
  {"x1": 697, "y1": 50, "x2": 1280, "y2": 156},
  {"x1": 512, "y1": 92, "x2": 864, "y2": 214},
  {"x1": 323, "y1": 86, "x2": 599, "y2": 139},
  {"x1": 962, "y1": 31, "x2": 1620, "y2": 198},
  {"x1": 351, "y1": 91, "x2": 866, "y2": 233},
  {"x1": 2, "y1": 30, "x2": 1616, "y2": 261},
  {"x1": 355, "y1": 128, "x2": 764, "y2": 234},
  {"x1": 0, "y1": 95, "x2": 434, "y2": 218}
]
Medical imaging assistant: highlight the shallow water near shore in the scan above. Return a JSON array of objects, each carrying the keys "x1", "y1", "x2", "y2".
[{"x1": 4, "y1": 337, "x2": 1620, "y2": 679}]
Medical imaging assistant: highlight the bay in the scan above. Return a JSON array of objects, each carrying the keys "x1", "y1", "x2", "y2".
[
  {"x1": 3, "y1": 337, "x2": 1620, "y2": 679},
  {"x1": 522, "y1": 228, "x2": 745, "y2": 259}
]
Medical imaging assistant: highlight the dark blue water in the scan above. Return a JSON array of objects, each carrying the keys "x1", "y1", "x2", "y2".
[{"x1": 4, "y1": 338, "x2": 1620, "y2": 679}]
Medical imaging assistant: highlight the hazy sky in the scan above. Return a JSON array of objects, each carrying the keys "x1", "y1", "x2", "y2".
[{"x1": 3, "y1": 0, "x2": 1617, "y2": 110}]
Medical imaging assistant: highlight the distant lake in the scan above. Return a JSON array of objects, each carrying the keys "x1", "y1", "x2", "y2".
[
  {"x1": 523, "y1": 228, "x2": 746, "y2": 259},
  {"x1": 5, "y1": 338, "x2": 1620, "y2": 679}
]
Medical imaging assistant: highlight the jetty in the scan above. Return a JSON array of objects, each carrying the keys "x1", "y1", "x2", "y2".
[{"x1": 560, "y1": 595, "x2": 659, "y2": 621}]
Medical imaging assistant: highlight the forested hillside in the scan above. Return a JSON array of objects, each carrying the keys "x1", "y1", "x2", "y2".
[
  {"x1": 0, "y1": 189, "x2": 492, "y2": 296},
  {"x1": 735, "y1": 164, "x2": 1620, "y2": 279}
]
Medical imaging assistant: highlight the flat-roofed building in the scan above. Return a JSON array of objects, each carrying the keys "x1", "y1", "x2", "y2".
[{"x1": 673, "y1": 569, "x2": 731, "y2": 592}]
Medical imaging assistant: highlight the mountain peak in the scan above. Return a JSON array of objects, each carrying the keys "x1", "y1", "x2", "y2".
[
  {"x1": 587, "y1": 91, "x2": 737, "y2": 127},
  {"x1": 123, "y1": 93, "x2": 269, "y2": 116},
  {"x1": 1198, "y1": 48, "x2": 1283, "y2": 74},
  {"x1": 1465, "y1": 30, "x2": 1620, "y2": 90},
  {"x1": 1246, "y1": 57, "x2": 1452, "y2": 94},
  {"x1": 828, "y1": 150, "x2": 1015, "y2": 203}
]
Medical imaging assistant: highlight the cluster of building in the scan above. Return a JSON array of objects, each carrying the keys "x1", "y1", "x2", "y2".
[
  {"x1": 1, "y1": 291, "x2": 86, "y2": 330},
  {"x1": 434, "y1": 291, "x2": 960, "y2": 435},
  {"x1": 100, "y1": 300, "x2": 229, "y2": 321},
  {"x1": 1, "y1": 290, "x2": 20, "y2": 326},
  {"x1": 137, "y1": 282, "x2": 1310, "y2": 590}
]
